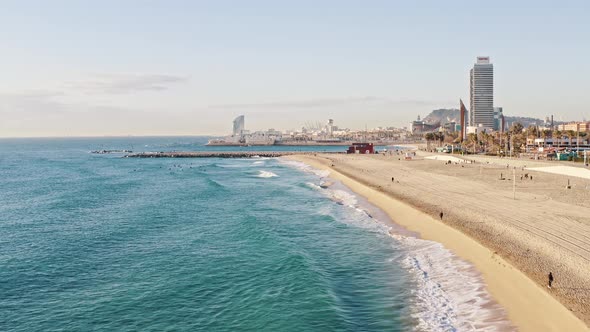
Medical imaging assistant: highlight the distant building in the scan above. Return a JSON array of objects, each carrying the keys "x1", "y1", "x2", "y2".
[
  {"x1": 466, "y1": 124, "x2": 493, "y2": 135},
  {"x1": 233, "y1": 115, "x2": 245, "y2": 135},
  {"x1": 326, "y1": 119, "x2": 336, "y2": 136},
  {"x1": 245, "y1": 129, "x2": 282, "y2": 145},
  {"x1": 411, "y1": 116, "x2": 440, "y2": 134},
  {"x1": 470, "y1": 57, "x2": 494, "y2": 128},
  {"x1": 493, "y1": 107, "x2": 503, "y2": 131},
  {"x1": 208, "y1": 115, "x2": 282, "y2": 145},
  {"x1": 441, "y1": 121, "x2": 457, "y2": 133},
  {"x1": 557, "y1": 122, "x2": 590, "y2": 133}
]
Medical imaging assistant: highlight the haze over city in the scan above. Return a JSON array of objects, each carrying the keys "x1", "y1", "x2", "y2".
[{"x1": 1, "y1": 0, "x2": 589, "y2": 137}]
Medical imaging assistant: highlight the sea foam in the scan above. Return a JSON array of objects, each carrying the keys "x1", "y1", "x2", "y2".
[
  {"x1": 398, "y1": 236, "x2": 514, "y2": 332},
  {"x1": 257, "y1": 171, "x2": 278, "y2": 178}
]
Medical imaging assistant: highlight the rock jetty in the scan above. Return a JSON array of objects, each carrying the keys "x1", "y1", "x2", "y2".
[{"x1": 124, "y1": 151, "x2": 343, "y2": 158}]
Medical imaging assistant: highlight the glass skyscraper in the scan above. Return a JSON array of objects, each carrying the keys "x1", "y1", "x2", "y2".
[{"x1": 469, "y1": 57, "x2": 494, "y2": 128}]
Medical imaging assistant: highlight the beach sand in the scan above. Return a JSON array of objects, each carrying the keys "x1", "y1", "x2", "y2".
[{"x1": 285, "y1": 153, "x2": 590, "y2": 332}]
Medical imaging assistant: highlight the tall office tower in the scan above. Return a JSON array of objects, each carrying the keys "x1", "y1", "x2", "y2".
[
  {"x1": 233, "y1": 115, "x2": 245, "y2": 135},
  {"x1": 469, "y1": 57, "x2": 494, "y2": 128}
]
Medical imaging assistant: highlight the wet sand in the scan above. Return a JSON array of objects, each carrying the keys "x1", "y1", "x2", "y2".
[{"x1": 285, "y1": 153, "x2": 590, "y2": 332}]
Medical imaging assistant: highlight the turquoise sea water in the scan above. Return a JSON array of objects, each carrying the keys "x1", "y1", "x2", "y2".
[{"x1": 0, "y1": 137, "x2": 511, "y2": 331}]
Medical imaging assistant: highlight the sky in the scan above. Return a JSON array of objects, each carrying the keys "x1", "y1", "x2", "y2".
[{"x1": 1, "y1": 0, "x2": 589, "y2": 137}]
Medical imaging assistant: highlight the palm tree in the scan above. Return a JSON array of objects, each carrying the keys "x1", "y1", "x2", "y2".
[
  {"x1": 480, "y1": 132, "x2": 489, "y2": 154},
  {"x1": 555, "y1": 130, "x2": 562, "y2": 148},
  {"x1": 466, "y1": 133, "x2": 477, "y2": 154},
  {"x1": 424, "y1": 133, "x2": 434, "y2": 150},
  {"x1": 509, "y1": 122, "x2": 524, "y2": 135},
  {"x1": 437, "y1": 132, "x2": 445, "y2": 147},
  {"x1": 488, "y1": 131, "x2": 499, "y2": 154},
  {"x1": 540, "y1": 129, "x2": 549, "y2": 149},
  {"x1": 567, "y1": 130, "x2": 576, "y2": 148},
  {"x1": 526, "y1": 125, "x2": 538, "y2": 138}
]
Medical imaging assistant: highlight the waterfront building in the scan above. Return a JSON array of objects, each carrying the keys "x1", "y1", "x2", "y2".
[
  {"x1": 326, "y1": 119, "x2": 336, "y2": 136},
  {"x1": 470, "y1": 57, "x2": 494, "y2": 128},
  {"x1": 233, "y1": 115, "x2": 245, "y2": 135}
]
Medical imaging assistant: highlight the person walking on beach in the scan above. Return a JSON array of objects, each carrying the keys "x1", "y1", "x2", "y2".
[
  {"x1": 392, "y1": 177, "x2": 394, "y2": 182},
  {"x1": 548, "y1": 272, "x2": 554, "y2": 288},
  {"x1": 439, "y1": 211, "x2": 444, "y2": 220}
]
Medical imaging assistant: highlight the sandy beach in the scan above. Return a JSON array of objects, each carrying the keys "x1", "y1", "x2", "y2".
[{"x1": 285, "y1": 152, "x2": 590, "y2": 331}]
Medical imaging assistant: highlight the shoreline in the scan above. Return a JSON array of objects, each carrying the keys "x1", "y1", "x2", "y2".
[
  {"x1": 285, "y1": 154, "x2": 589, "y2": 332},
  {"x1": 289, "y1": 160, "x2": 515, "y2": 330}
]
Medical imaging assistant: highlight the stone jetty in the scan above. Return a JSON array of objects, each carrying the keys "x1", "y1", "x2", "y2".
[{"x1": 124, "y1": 151, "x2": 344, "y2": 158}]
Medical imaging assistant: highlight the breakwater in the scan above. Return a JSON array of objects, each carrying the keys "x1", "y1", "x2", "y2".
[{"x1": 124, "y1": 151, "x2": 344, "y2": 158}]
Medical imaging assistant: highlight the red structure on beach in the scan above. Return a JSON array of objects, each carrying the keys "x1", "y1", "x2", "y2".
[{"x1": 347, "y1": 143, "x2": 374, "y2": 154}]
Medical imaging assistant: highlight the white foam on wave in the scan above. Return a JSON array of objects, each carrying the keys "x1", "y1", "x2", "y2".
[
  {"x1": 306, "y1": 182, "x2": 322, "y2": 190},
  {"x1": 257, "y1": 170, "x2": 278, "y2": 178},
  {"x1": 217, "y1": 158, "x2": 271, "y2": 168},
  {"x1": 279, "y1": 160, "x2": 330, "y2": 178},
  {"x1": 395, "y1": 235, "x2": 514, "y2": 332},
  {"x1": 326, "y1": 189, "x2": 358, "y2": 207}
]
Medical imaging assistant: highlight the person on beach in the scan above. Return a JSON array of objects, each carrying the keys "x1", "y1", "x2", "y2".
[
  {"x1": 439, "y1": 211, "x2": 443, "y2": 220},
  {"x1": 548, "y1": 272, "x2": 554, "y2": 288},
  {"x1": 392, "y1": 177, "x2": 394, "y2": 182}
]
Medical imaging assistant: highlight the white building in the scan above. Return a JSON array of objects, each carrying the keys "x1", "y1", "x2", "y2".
[
  {"x1": 245, "y1": 130, "x2": 282, "y2": 145},
  {"x1": 233, "y1": 115, "x2": 245, "y2": 136},
  {"x1": 470, "y1": 57, "x2": 494, "y2": 128}
]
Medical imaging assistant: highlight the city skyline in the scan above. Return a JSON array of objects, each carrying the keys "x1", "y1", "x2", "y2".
[{"x1": 1, "y1": 1, "x2": 590, "y2": 137}]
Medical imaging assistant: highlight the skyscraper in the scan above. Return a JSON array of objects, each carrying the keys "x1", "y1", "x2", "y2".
[
  {"x1": 233, "y1": 115, "x2": 245, "y2": 136},
  {"x1": 469, "y1": 57, "x2": 494, "y2": 128}
]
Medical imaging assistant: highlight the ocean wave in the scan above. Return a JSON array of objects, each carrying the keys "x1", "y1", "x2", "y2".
[
  {"x1": 205, "y1": 178, "x2": 226, "y2": 189},
  {"x1": 326, "y1": 189, "x2": 358, "y2": 207},
  {"x1": 257, "y1": 171, "x2": 278, "y2": 178},
  {"x1": 215, "y1": 160, "x2": 268, "y2": 169},
  {"x1": 279, "y1": 160, "x2": 330, "y2": 178},
  {"x1": 215, "y1": 163, "x2": 252, "y2": 169},
  {"x1": 397, "y1": 236, "x2": 514, "y2": 332},
  {"x1": 306, "y1": 182, "x2": 322, "y2": 191},
  {"x1": 306, "y1": 181, "x2": 359, "y2": 208}
]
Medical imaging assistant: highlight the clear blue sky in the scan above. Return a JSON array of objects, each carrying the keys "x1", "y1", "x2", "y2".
[{"x1": 1, "y1": 0, "x2": 589, "y2": 136}]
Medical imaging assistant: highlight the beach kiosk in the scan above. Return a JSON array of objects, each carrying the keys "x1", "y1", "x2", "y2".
[{"x1": 347, "y1": 143, "x2": 374, "y2": 154}]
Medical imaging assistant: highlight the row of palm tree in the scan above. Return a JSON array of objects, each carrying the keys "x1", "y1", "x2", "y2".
[{"x1": 424, "y1": 123, "x2": 588, "y2": 155}]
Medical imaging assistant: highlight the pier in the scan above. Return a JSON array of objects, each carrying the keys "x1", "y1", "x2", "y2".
[{"x1": 124, "y1": 151, "x2": 344, "y2": 158}]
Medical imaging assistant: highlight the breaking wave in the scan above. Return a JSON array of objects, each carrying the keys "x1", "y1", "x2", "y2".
[
  {"x1": 257, "y1": 171, "x2": 278, "y2": 178},
  {"x1": 395, "y1": 235, "x2": 514, "y2": 331}
]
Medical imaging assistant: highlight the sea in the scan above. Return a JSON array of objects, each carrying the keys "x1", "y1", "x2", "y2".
[{"x1": 0, "y1": 137, "x2": 512, "y2": 331}]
